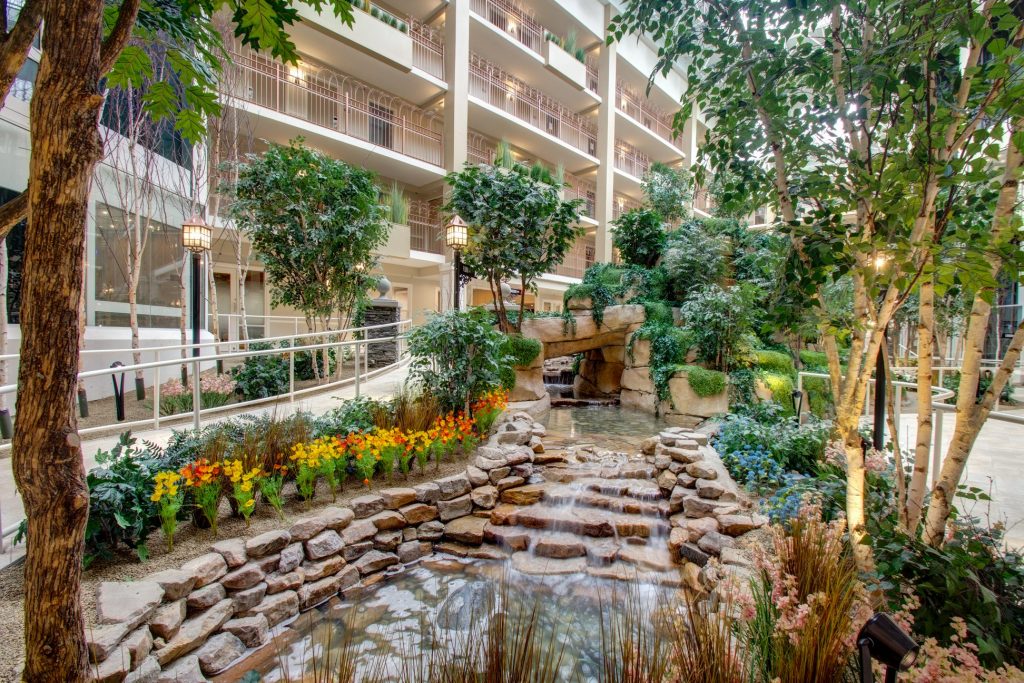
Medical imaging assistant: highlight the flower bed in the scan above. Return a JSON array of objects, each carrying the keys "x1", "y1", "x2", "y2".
[{"x1": 85, "y1": 403, "x2": 542, "y2": 682}]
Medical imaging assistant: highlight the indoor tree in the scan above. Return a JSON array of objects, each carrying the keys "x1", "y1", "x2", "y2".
[
  {"x1": 641, "y1": 160, "x2": 692, "y2": 224},
  {"x1": 610, "y1": 0, "x2": 1024, "y2": 568},
  {"x1": 231, "y1": 139, "x2": 387, "y2": 378},
  {"x1": 444, "y1": 161, "x2": 582, "y2": 332},
  {"x1": 0, "y1": 2, "x2": 355, "y2": 680}
]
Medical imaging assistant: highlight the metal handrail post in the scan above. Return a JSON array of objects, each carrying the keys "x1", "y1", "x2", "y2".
[
  {"x1": 152, "y1": 349, "x2": 161, "y2": 429},
  {"x1": 354, "y1": 340, "x2": 361, "y2": 398},
  {"x1": 192, "y1": 353, "x2": 201, "y2": 430},
  {"x1": 931, "y1": 408, "x2": 944, "y2": 486},
  {"x1": 289, "y1": 345, "x2": 295, "y2": 404}
]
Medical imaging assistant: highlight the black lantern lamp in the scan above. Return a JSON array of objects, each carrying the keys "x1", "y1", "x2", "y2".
[
  {"x1": 182, "y1": 215, "x2": 211, "y2": 406},
  {"x1": 444, "y1": 215, "x2": 473, "y2": 310},
  {"x1": 858, "y1": 613, "x2": 920, "y2": 683}
]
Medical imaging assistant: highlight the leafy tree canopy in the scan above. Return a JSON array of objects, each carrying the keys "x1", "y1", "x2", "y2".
[
  {"x1": 444, "y1": 162, "x2": 583, "y2": 331},
  {"x1": 232, "y1": 138, "x2": 387, "y2": 327}
]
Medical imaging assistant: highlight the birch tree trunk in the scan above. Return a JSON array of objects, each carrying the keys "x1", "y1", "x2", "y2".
[
  {"x1": 13, "y1": 1, "x2": 110, "y2": 677},
  {"x1": 906, "y1": 260, "x2": 934, "y2": 532},
  {"x1": 0, "y1": 238, "x2": 7, "y2": 412},
  {"x1": 922, "y1": 124, "x2": 1024, "y2": 546}
]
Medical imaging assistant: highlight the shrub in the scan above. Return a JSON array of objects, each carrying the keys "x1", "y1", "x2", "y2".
[
  {"x1": 156, "y1": 375, "x2": 236, "y2": 415},
  {"x1": 293, "y1": 347, "x2": 337, "y2": 381},
  {"x1": 714, "y1": 407, "x2": 831, "y2": 480},
  {"x1": 755, "y1": 349, "x2": 795, "y2": 375},
  {"x1": 799, "y1": 349, "x2": 829, "y2": 369},
  {"x1": 728, "y1": 367, "x2": 757, "y2": 406},
  {"x1": 563, "y1": 263, "x2": 667, "y2": 327},
  {"x1": 943, "y1": 370, "x2": 1014, "y2": 404},
  {"x1": 312, "y1": 397, "x2": 377, "y2": 438},
  {"x1": 84, "y1": 432, "x2": 172, "y2": 564},
  {"x1": 231, "y1": 342, "x2": 289, "y2": 400},
  {"x1": 662, "y1": 220, "x2": 725, "y2": 302},
  {"x1": 758, "y1": 371, "x2": 795, "y2": 413},
  {"x1": 503, "y1": 334, "x2": 541, "y2": 367},
  {"x1": 612, "y1": 208, "x2": 665, "y2": 267},
  {"x1": 407, "y1": 308, "x2": 512, "y2": 413},
  {"x1": 683, "y1": 365, "x2": 726, "y2": 397},
  {"x1": 679, "y1": 284, "x2": 758, "y2": 372}
]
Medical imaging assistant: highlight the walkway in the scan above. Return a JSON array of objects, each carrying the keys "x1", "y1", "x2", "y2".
[
  {"x1": 0, "y1": 364, "x2": 411, "y2": 567},
  {"x1": 891, "y1": 408, "x2": 1024, "y2": 550}
]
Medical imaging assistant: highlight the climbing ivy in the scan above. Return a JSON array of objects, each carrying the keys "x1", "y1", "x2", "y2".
[
  {"x1": 627, "y1": 317, "x2": 695, "y2": 403},
  {"x1": 562, "y1": 263, "x2": 667, "y2": 330}
]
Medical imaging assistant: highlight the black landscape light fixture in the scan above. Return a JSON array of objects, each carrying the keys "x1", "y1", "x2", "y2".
[
  {"x1": 791, "y1": 388, "x2": 803, "y2": 418},
  {"x1": 858, "y1": 612, "x2": 920, "y2": 683},
  {"x1": 444, "y1": 214, "x2": 473, "y2": 310},
  {"x1": 182, "y1": 215, "x2": 211, "y2": 429}
]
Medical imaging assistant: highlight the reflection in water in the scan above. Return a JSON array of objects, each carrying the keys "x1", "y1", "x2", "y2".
[
  {"x1": 247, "y1": 563, "x2": 665, "y2": 682},
  {"x1": 541, "y1": 405, "x2": 671, "y2": 452},
  {"x1": 237, "y1": 406, "x2": 676, "y2": 682}
]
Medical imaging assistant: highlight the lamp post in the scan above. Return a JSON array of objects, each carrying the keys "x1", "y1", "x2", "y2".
[
  {"x1": 182, "y1": 215, "x2": 211, "y2": 430},
  {"x1": 872, "y1": 252, "x2": 889, "y2": 452},
  {"x1": 444, "y1": 214, "x2": 471, "y2": 310}
]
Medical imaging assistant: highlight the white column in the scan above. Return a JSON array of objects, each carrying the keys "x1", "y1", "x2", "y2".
[{"x1": 594, "y1": 4, "x2": 617, "y2": 263}]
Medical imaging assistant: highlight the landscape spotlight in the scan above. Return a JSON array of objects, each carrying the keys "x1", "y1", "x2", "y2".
[{"x1": 858, "y1": 613, "x2": 919, "y2": 683}]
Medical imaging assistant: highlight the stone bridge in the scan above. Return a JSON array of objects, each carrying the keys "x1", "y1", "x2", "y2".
[{"x1": 512, "y1": 305, "x2": 728, "y2": 423}]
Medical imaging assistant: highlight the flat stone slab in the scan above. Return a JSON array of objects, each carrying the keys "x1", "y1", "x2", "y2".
[
  {"x1": 511, "y1": 552, "x2": 587, "y2": 576},
  {"x1": 96, "y1": 581, "x2": 164, "y2": 629}
]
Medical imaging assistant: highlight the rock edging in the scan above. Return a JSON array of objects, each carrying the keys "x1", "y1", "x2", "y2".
[{"x1": 86, "y1": 411, "x2": 545, "y2": 683}]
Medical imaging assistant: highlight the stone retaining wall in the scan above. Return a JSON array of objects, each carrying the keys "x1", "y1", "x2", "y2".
[
  {"x1": 644, "y1": 428, "x2": 766, "y2": 583},
  {"x1": 86, "y1": 412, "x2": 546, "y2": 683}
]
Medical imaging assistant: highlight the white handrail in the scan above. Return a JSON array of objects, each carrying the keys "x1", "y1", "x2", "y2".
[
  {"x1": 0, "y1": 318, "x2": 410, "y2": 362},
  {"x1": 796, "y1": 370, "x2": 1023, "y2": 488}
]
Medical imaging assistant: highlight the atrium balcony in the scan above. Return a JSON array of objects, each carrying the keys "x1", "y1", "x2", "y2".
[
  {"x1": 552, "y1": 234, "x2": 596, "y2": 279},
  {"x1": 468, "y1": 55, "x2": 599, "y2": 173},
  {"x1": 468, "y1": 0, "x2": 599, "y2": 111},
  {"x1": 223, "y1": 47, "x2": 446, "y2": 187},
  {"x1": 291, "y1": 3, "x2": 446, "y2": 103},
  {"x1": 613, "y1": 139, "x2": 649, "y2": 197},
  {"x1": 615, "y1": 81, "x2": 685, "y2": 162}
]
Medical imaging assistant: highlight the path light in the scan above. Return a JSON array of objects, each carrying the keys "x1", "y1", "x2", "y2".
[
  {"x1": 858, "y1": 613, "x2": 919, "y2": 683},
  {"x1": 182, "y1": 214, "x2": 211, "y2": 429},
  {"x1": 445, "y1": 215, "x2": 473, "y2": 310}
]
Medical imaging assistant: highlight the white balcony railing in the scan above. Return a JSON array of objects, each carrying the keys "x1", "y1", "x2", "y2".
[
  {"x1": 469, "y1": 55, "x2": 597, "y2": 157},
  {"x1": 469, "y1": 0, "x2": 545, "y2": 55},
  {"x1": 554, "y1": 236, "x2": 596, "y2": 278},
  {"x1": 616, "y1": 82, "x2": 681, "y2": 148},
  {"x1": 410, "y1": 21, "x2": 444, "y2": 80},
  {"x1": 408, "y1": 199, "x2": 445, "y2": 254},
  {"x1": 226, "y1": 48, "x2": 444, "y2": 167},
  {"x1": 614, "y1": 140, "x2": 651, "y2": 179}
]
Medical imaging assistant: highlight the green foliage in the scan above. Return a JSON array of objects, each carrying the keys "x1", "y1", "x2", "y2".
[
  {"x1": 682, "y1": 365, "x2": 726, "y2": 397},
  {"x1": 754, "y1": 349, "x2": 795, "y2": 375},
  {"x1": 758, "y1": 371, "x2": 795, "y2": 412},
  {"x1": 678, "y1": 284, "x2": 757, "y2": 372},
  {"x1": 407, "y1": 308, "x2": 512, "y2": 413},
  {"x1": 714, "y1": 404, "x2": 832, "y2": 479},
  {"x1": 728, "y1": 367, "x2": 757, "y2": 406},
  {"x1": 84, "y1": 433, "x2": 172, "y2": 564},
  {"x1": 563, "y1": 263, "x2": 667, "y2": 328},
  {"x1": 628, "y1": 319, "x2": 695, "y2": 402},
  {"x1": 873, "y1": 512, "x2": 1024, "y2": 668},
  {"x1": 382, "y1": 181, "x2": 409, "y2": 224},
  {"x1": 503, "y1": 334, "x2": 541, "y2": 367},
  {"x1": 231, "y1": 343, "x2": 289, "y2": 400},
  {"x1": 232, "y1": 139, "x2": 387, "y2": 328},
  {"x1": 662, "y1": 220, "x2": 726, "y2": 303},
  {"x1": 294, "y1": 348, "x2": 337, "y2": 381},
  {"x1": 612, "y1": 208, "x2": 666, "y2": 268},
  {"x1": 641, "y1": 161, "x2": 693, "y2": 222},
  {"x1": 799, "y1": 350, "x2": 829, "y2": 369},
  {"x1": 312, "y1": 397, "x2": 377, "y2": 438},
  {"x1": 445, "y1": 162, "x2": 582, "y2": 332},
  {"x1": 942, "y1": 371, "x2": 1014, "y2": 405},
  {"x1": 545, "y1": 29, "x2": 586, "y2": 63}
]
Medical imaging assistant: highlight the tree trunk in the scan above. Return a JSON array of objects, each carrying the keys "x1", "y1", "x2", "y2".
[
  {"x1": 905, "y1": 261, "x2": 934, "y2": 533},
  {"x1": 518, "y1": 274, "x2": 528, "y2": 333},
  {"x1": 0, "y1": 238, "x2": 7, "y2": 411},
  {"x1": 13, "y1": 1, "x2": 108, "y2": 679}
]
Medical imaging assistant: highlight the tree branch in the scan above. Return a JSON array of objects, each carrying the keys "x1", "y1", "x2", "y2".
[
  {"x1": 0, "y1": 189, "x2": 27, "y2": 240},
  {"x1": 0, "y1": 0, "x2": 41, "y2": 106},
  {"x1": 99, "y1": 0, "x2": 141, "y2": 74}
]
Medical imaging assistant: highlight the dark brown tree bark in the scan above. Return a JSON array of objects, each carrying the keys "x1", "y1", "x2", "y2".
[{"x1": 11, "y1": 1, "x2": 113, "y2": 680}]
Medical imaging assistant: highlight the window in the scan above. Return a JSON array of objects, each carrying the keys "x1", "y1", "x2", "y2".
[
  {"x1": 94, "y1": 203, "x2": 185, "y2": 325},
  {"x1": 369, "y1": 102, "x2": 394, "y2": 149}
]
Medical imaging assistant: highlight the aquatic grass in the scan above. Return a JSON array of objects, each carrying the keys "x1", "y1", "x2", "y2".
[
  {"x1": 596, "y1": 582, "x2": 672, "y2": 683},
  {"x1": 663, "y1": 589, "x2": 750, "y2": 683}
]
